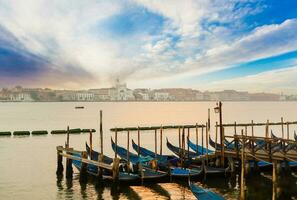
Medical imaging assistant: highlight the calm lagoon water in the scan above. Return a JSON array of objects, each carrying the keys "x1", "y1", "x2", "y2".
[{"x1": 0, "y1": 102, "x2": 296, "y2": 199}]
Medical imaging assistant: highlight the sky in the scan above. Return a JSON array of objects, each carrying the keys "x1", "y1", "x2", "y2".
[{"x1": 0, "y1": 0, "x2": 297, "y2": 93}]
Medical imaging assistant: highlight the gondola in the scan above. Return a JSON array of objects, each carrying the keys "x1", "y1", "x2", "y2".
[
  {"x1": 294, "y1": 132, "x2": 297, "y2": 141},
  {"x1": 166, "y1": 138, "x2": 197, "y2": 159},
  {"x1": 131, "y1": 139, "x2": 176, "y2": 162},
  {"x1": 111, "y1": 138, "x2": 168, "y2": 181},
  {"x1": 131, "y1": 139, "x2": 203, "y2": 178},
  {"x1": 71, "y1": 153, "x2": 140, "y2": 182},
  {"x1": 188, "y1": 138, "x2": 214, "y2": 155},
  {"x1": 189, "y1": 182, "x2": 225, "y2": 200}
]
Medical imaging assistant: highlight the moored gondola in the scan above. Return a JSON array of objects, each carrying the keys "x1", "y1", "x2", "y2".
[
  {"x1": 188, "y1": 138, "x2": 214, "y2": 155},
  {"x1": 131, "y1": 139, "x2": 203, "y2": 178},
  {"x1": 71, "y1": 153, "x2": 140, "y2": 182},
  {"x1": 111, "y1": 138, "x2": 168, "y2": 181},
  {"x1": 166, "y1": 138, "x2": 197, "y2": 159}
]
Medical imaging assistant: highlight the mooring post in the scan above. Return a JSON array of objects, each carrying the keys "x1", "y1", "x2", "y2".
[
  {"x1": 112, "y1": 157, "x2": 120, "y2": 182},
  {"x1": 178, "y1": 127, "x2": 181, "y2": 149},
  {"x1": 201, "y1": 126, "x2": 204, "y2": 155},
  {"x1": 154, "y1": 129, "x2": 157, "y2": 158},
  {"x1": 181, "y1": 127, "x2": 185, "y2": 167},
  {"x1": 89, "y1": 129, "x2": 93, "y2": 160},
  {"x1": 115, "y1": 129, "x2": 118, "y2": 158},
  {"x1": 195, "y1": 123, "x2": 199, "y2": 154},
  {"x1": 100, "y1": 110, "x2": 103, "y2": 155},
  {"x1": 66, "y1": 126, "x2": 70, "y2": 148},
  {"x1": 244, "y1": 126, "x2": 247, "y2": 136},
  {"x1": 80, "y1": 151, "x2": 88, "y2": 182},
  {"x1": 137, "y1": 127, "x2": 140, "y2": 156},
  {"x1": 272, "y1": 161, "x2": 277, "y2": 200},
  {"x1": 66, "y1": 147, "x2": 73, "y2": 179},
  {"x1": 286, "y1": 122, "x2": 289, "y2": 139},
  {"x1": 160, "y1": 125, "x2": 163, "y2": 156},
  {"x1": 56, "y1": 146, "x2": 64, "y2": 176},
  {"x1": 206, "y1": 122, "x2": 209, "y2": 165},
  {"x1": 234, "y1": 121, "x2": 237, "y2": 135},
  {"x1": 215, "y1": 122, "x2": 218, "y2": 151},
  {"x1": 208, "y1": 108, "x2": 210, "y2": 130},
  {"x1": 127, "y1": 130, "x2": 130, "y2": 172},
  {"x1": 187, "y1": 127, "x2": 190, "y2": 160},
  {"x1": 251, "y1": 120, "x2": 254, "y2": 137},
  {"x1": 240, "y1": 129, "x2": 246, "y2": 200},
  {"x1": 281, "y1": 117, "x2": 284, "y2": 139},
  {"x1": 222, "y1": 127, "x2": 225, "y2": 167}
]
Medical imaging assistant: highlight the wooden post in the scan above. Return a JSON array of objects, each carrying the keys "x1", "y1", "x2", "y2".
[
  {"x1": 112, "y1": 157, "x2": 120, "y2": 181},
  {"x1": 222, "y1": 127, "x2": 225, "y2": 167},
  {"x1": 187, "y1": 128, "x2": 190, "y2": 160},
  {"x1": 272, "y1": 161, "x2": 277, "y2": 200},
  {"x1": 155, "y1": 129, "x2": 157, "y2": 158},
  {"x1": 251, "y1": 120, "x2": 254, "y2": 137},
  {"x1": 286, "y1": 122, "x2": 289, "y2": 139},
  {"x1": 178, "y1": 127, "x2": 181, "y2": 149},
  {"x1": 215, "y1": 122, "x2": 218, "y2": 151},
  {"x1": 137, "y1": 127, "x2": 140, "y2": 156},
  {"x1": 127, "y1": 130, "x2": 130, "y2": 171},
  {"x1": 281, "y1": 117, "x2": 284, "y2": 139},
  {"x1": 66, "y1": 148, "x2": 73, "y2": 179},
  {"x1": 80, "y1": 151, "x2": 88, "y2": 182},
  {"x1": 206, "y1": 122, "x2": 209, "y2": 164},
  {"x1": 244, "y1": 126, "x2": 247, "y2": 136},
  {"x1": 201, "y1": 126, "x2": 204, "y2": 155},
  {"x1": 240, "y1": 129, "x2": 245, "y2": 200},
  {"x1": 66, "y1": 126, "x2": 70, "y2": 148},
  {"x1": 266, "y1": 120, "x2": 269, "y2": 138},
  {"x1": 181, "y1": 127, "x2": 185, "y2": 166},
  {"x1": 56, "y1": 146, "x2": 64, "y2": 176},
  {"x1": 234, "y1": 121, "x2": 237, "y2": 135},
  {"x1": 160, "y1": 126, "x2": 163, "y2": 155},
  {"x1": 97, "y1": 153, "x2": 104, "y2": 179},
  {"x1": 195, "y1": 123, "x2": 199, "y2": 154},
  {"x1": 115, "y1": 129, "x2": 118, "y2": 158},
  {"x1": 89, "y1": 129, "x2": 93, "y2": 160},
  {"x1": 100, "y1": 110, "x2": 103, "y2": 155},
  {"x1": 208, "y1": 108, "x2": 210, "y2": 130},
  {"x1": 218, "y1": 102, "x2": 224, "y2": 167}
]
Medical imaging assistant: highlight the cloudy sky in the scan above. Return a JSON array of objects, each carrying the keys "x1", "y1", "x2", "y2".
[{"x1": 0, "y1": 0, "x2": 297, "y2": 93}]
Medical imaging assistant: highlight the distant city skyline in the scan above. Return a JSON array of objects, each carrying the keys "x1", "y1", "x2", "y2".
[{"x1": 0, "y1": 1, "x2": 297, "y2": 93}]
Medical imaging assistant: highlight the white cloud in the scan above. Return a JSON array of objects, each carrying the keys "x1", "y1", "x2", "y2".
[{"x1": 207, "y1": 66, "x2": 297, "y2": 94}]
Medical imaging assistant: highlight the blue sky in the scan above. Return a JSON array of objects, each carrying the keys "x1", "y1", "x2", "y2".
[{"x1": 0, "y1": 0, "x2": 297, "y2": 93}]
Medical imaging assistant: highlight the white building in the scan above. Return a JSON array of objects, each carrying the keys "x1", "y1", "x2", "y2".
[
  {"x1": 75, "y1": 92, "x2": 94, "y2": 101},
  {"x1": 9, "y1": 93, "x2": 33, "y2": 101},
  {"x1": 154, "y1": 92, "x2": 169, "y2": 101}
]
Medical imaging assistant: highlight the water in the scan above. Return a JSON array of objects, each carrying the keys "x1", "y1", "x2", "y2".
[{"x1": 0, "y1": 102, "x2": 296, "y2": 199}]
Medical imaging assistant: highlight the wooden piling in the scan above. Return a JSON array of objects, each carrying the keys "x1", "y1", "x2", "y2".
[
  {"x1": 178, "y1": 127, "x2": 181, "y2": 149},
  {"x1": 66, "y1": 126, "x2": 70, "y2": 148},
  {"x1": 201, "y1": 126, "x2": 204, "y2": 155},
  {"x1": 222, "y1": 127, "x2": 225, "y2": 167},
  {"x1": 89, "y1": 130, "x2": 93, "y2": 160},
  {"x1": 266, "y1": 120, "x2": 269, "y2": 138},
  {"x1": 208, "y1": 108, "x2": 210, "y2": 130},
  {"x1": 56, "y1": 146, "x2": 64, "y2": 176},
  {"x1": 80, "y1": 151, "x2": 88, "y2": 182},
  {"x1": 127, "y1": 130, "x2": 130, "y2": 171},
  {"x1": 287, "y1": 122, "x2": 289, "y2": 139},
  {"x1": 137, "y1": 127, "x2": 140, "y2": 156},
  {"x1": 155, "y1": 129, "x2": 157, "y2": 158},
  {"x1": 181, "y1": 127, "x2": 185, "y2": 167},
  {"x1": 115, "y1": 129, "x2": 118, "y2": 158},
  {"x1": 244, "y1": 126, "x2": 247, "y2": 136},
  {"x1": 240, "y1": 129, "x2": 245, "y2": 200},
  {"x1": 100, "y1": 110, "x2": 103, "y2": 155},
  {"x1": 215, "y1": 122, "x2": 218, "y2": 151},
  {"x1": 281, "y1": 117, "x2": 284, "y2": 139},
  {"x1": 272, "y1": 161, "x2": 277, "y2": 200},
  {"x1": 251, "y1": 120, "x2": 254, "y2": 137},
  {"x1": 66, "y1": 147, "x2": 73, "y2": 179},
  {"x1": 195, "y1": 123, "x2": 199, "y2": 154},
  {"x1": 160, "y1": 126, "x2": 163, "y2": 155},
  {"x1": 234, "y1": 121, "x2": 237, "y2": 135},
  {"x1": 206, "y1": 122, "x2": 209, "y2": 164},
  {"x1": 97, "y1": 153, "x2": 104, "y2": 179},
  {"x1": 187, "y1": 128, "x2": 190, "y2": 160},
  {"x1": 112, "y1": 157, "x2": 120, "y2": 181}
]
